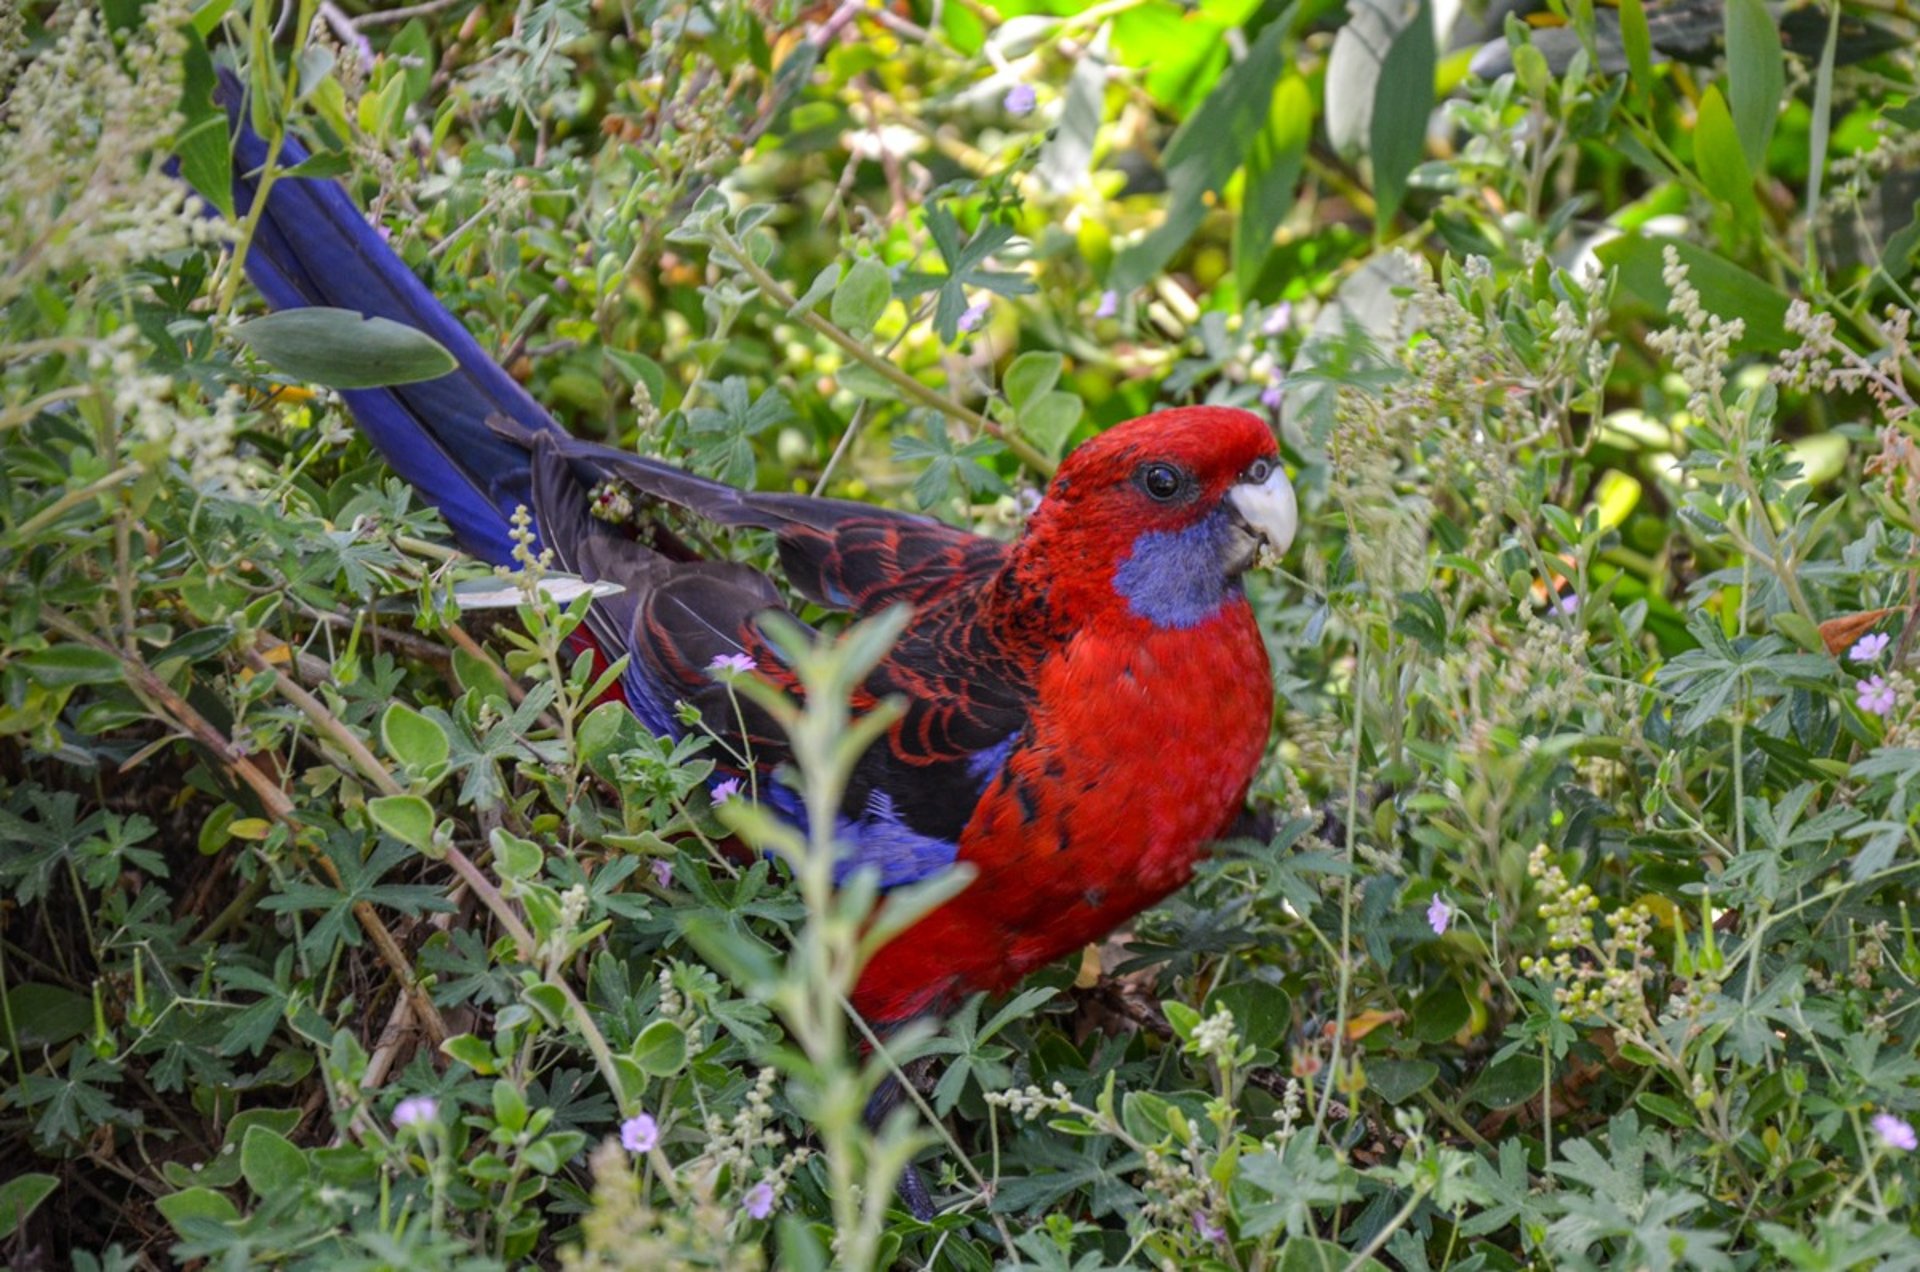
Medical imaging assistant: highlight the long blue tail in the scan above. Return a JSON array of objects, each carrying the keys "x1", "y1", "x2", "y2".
[{"x1": 216, "y1": 77, "x2": 558, "y2": 563}]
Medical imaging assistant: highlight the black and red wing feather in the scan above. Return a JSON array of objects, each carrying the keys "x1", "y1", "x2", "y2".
[{"x1": 507, "y1": 420, "x2": 1035, "y2": 851}]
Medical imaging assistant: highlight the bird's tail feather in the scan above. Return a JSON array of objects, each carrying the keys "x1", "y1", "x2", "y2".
[{"x1": 213, "y1": 73, "x2": 557, "y2": 563}]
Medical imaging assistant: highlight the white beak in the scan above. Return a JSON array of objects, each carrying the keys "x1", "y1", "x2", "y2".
[{"x1": 1227, "y1": 464, "x2": 1298, "y2": 565}]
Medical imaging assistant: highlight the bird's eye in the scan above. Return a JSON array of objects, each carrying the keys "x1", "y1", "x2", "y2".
[
  {"x1": 1246, "y1": 457, "x2": 1272, "y2": 483},
  {"x1": 1139, "y1": 462, "x2": 1186, "y2": 502}
]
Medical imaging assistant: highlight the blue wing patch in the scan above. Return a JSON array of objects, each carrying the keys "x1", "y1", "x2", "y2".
[{"x1": 832, "y1": 789, "x2": 962, "y2": 888}]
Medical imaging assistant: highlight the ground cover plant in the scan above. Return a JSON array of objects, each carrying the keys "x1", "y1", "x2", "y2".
[{"x1": 3, "y1": 0, "x2": 1920, "y2": 1266}]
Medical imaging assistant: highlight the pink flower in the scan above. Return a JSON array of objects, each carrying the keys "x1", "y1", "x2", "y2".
[
  {"x1": 1259, "y1": 380, "x2": 1285, "y2": 411},
  {"x1": 1094, "y1": 290, "x2": 1119, "y2": 319},
  {"x1": 958, "y1": 300, "x2": 990, "y2": 333},
  {"x1": 1426, "y1": 895, "x2": 1451, "y2": 936},
  {"x1": 712, "y1": 778, "x2": 743, "y2": 806},
  {"x1": 1873, "y1": 1112, "x2": 1917, "y2": 1151},
  {"x1": 1851, "y1": 632, "x2": 1891, "y2": 663},
  {"x1": 1003, "y1": 84, "x2": 1037, "y2": 116},
  {"x1": 708, "y1": 652, "x2": 755, "y2": 676},
  {"x1": 1557, "y1": 592, "x2": 1579, "y2": 615},
  {"x1": 743, "y1": 1180, "x2": 776, "y2": 1219},
  {"x1": 1194, "y1": 1213, "x2": 1226, "y2": 1244},
  {"x1": 651, "y1": 858, "x2": 673, "y2": 889},
  {"x1": 392, "y1": 1095, "x2": 438, "y2": 1128},
  {"x1": 620, "y1": 1112, "x2": 659, "y2": 1154},
  {"x1": 1857, "y1": 675, "x2": 1896, "y2": 716}
]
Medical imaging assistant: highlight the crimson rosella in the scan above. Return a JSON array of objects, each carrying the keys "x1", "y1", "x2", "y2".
[{"x1": 206, "y1": 86, "x2": 1296, "y2": 1123}]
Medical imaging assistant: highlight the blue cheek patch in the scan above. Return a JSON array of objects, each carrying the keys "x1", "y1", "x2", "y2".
[{"x1": 1112, "y1": 511, "x2": 1239, "y2": 629}]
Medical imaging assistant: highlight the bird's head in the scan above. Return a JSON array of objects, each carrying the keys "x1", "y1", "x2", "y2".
[{"x1": 1012, "y1": 406, "x2": 1296, "y2": 631}]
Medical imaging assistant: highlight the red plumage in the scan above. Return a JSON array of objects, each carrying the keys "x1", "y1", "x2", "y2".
[{"x1": 852, "y1": 407, "x2": 1282, "y2": 1023}]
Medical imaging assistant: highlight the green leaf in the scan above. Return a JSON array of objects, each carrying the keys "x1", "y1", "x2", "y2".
[
  {"x1": 156, "y1": 1186, "x2": 240, "y2": 1234},
  {"x1": 1724, "y1": 0, "x2": 1783, "y2": 171},
  {"x1": 905, "y1": 204, "x2": 1037, "y2": 343},
  {"x1": 1004, "y1": 351, "x2": 1063, "y2": 406},
  {"x1": 492, "y1": 1079, "x2": 529, "y2": 1133},
  {"x1": 239, "y1": 1126, "x2": 309, "y2": 1197},
  {"x1": 1368, "y1": 0, "x2": 1434, "y2": 230},
  {"x1": 1367, "y1": 1058, "x2": 1439, "y2": 1103},
  {"x1": 381, "y1": 702, "x2": 449, "y2": 773},
  {"x1": 631, "y1": 1018, "x2": 689, "y2": 1076},
  {"x1": 789, "y1": 263, "x2": 842, "y2": 316},
  {"x1": 176, "y1": 32, "x2": 234, "y2": 219},
  {"x1": 1235, "y1": 75, "x2": 1312, "y2": 295},
  {"x1": 1465, "y1": 1054, "x2": 1540, "y2": 1108},
  {"x1": 1204, "y1": 980, "x2": 1292, "y2": 1052},
  {"x1": 1694, "y1": 85, "x2": 1761, "y2": 234},
  {"x1": 1411, "y1": 980, "x2": 1470, "y2": 1042},
  {"x1": 5, "y1": 982, "x2": 91, "y2": 1049},
  {"x1": 1595, "y1": 234, "x2": 1792, "y2": 351},
  {"x1": 442, "y1": 1033, "x2": 499, "y2": 1075},
  {"x1": 16, "y1": 646, "x2": 123, "y2": 688},
  {"x1": 0, "y1": 1174, "x2": 57, "y2": 1240},
  {"x1": 1804, "y1": 1, "x2": 1839, "y2": 217},
  {"x1": 1880, "y1": 198, "x2": 1920, "y2": 282},
  {"x1": 1017, "y1": 391, "x2": 1082, "y2": 461},
  {"x1": 830, "y1": 257, "x2": 892, "y2": 335},
  {"x1": 1619, "y1": 0, "x2": 1654, "y2": 98},
  {"x1": 367, "y1": 795, "x2": 437, "y2": 853},
  {"x1": 231, "y1": 308, "x2": 457, "y2": 389},
  {"x1": 490, "y1": 827, "x2": 543, "y2": 880}
]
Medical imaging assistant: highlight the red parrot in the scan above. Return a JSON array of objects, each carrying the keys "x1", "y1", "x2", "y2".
[{"x1": 205, "y1": 85, "x2": 1295, "y2": 1181}]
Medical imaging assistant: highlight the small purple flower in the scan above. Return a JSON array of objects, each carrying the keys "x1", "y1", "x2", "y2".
[
  {"x1": 958, "y1": 300, "x2": 990, "y2": 333},
  {"x1": 712, "y1": 778, "x2": 743, "y2": 806},
  {"x1": 1094, "y1": 290, "x2": 1119, "y2": 319},
  {"x1": 1857, "y1": 675, "x2": 1896, "y2": 716},
  {"x1": 651, "y1": 858, "x2": 673, "y2": 889},
  {"x1": 1261, "y1": 301, "x2": 1294, "y2": 336},
  {"x1": 1873, "y1": 1112, "x2": 1917, "y2": 1151},
  {"x1": 1194, "y1": 1213, "x2": 1226, "y2": 1244},
  {"x1": 620, "y1": 1112, "x2": 659, "y2": 1154},
  {"x1": 743, "y1": 1180, "x2": 776, "y2": 1220},
  {"x1": 1851, "y1": 632, "x2": 1891, "y2": 664},
  {"x1": 1427, "y1": 895, "x2": 1452, "y2": 936},
  {"x1": 1557, "y1": 592, "x2": 1579, "y2": 615},
  {"x1": 1259, "y1": 380, "x2": 1285, "y2": 411},
  {"x1": 708, "y1": 651, "x2": 756, "y2": 676},
  {"x1": 392, "y1": 1095, "x2": 438, "y2": 1129},
  {"x1": 1003, "y1": 84, "x2": 1037, "y2": 116}
]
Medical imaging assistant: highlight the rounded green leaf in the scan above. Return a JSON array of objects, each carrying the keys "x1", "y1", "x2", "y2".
[
  {"x1": 156, "y1": 1186, "x2": 240, "y2": 1234},
  {"x1": 442, "y1": 1033, "x2": 500, "y2": 1076},
  {"x1": 368, "y1": 794, "x2": 437, "y2": 853},
  {"x1": 1203, "y1": 980, "x2": 1292, "y2": 1053},
  {"x1": 0, "y1": 1174, "x2": 57, "y2": 1240},
  {"x1": 240, "y1": 1125, "x2": 309, "y2": 1197},
  {"x1": 1366, "y1": 1057, "x2": 1439, "y2": 1103},
  {"x1": 381, "y1": 702, "x2": 449, "y2": 773},
  {"x1": 1003, "y1": 351, "x2": 1063, "y2": 407},
  {"x1": 490, "y1": 826, "x2": 543, "y2": 881},
  {"x1": 1018, "y1": 391, "x2": 1082, "y2": 461},
  {"x1": 631, "y1": 1018, "x2": 689, "y2": 1076},
  {"x1": 231, "y1": 307, "x2": 457, "y2": 389}
]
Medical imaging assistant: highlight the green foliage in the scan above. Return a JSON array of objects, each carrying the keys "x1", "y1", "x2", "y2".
[{"x1": 4, "y1": 0, "x2": 1920, "y2": 1267}]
